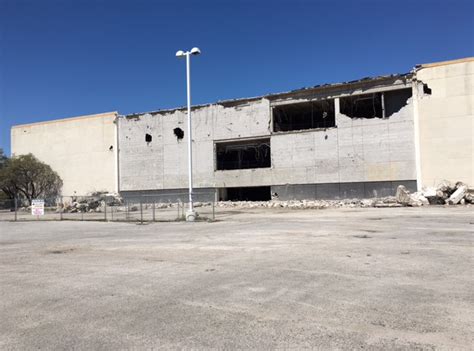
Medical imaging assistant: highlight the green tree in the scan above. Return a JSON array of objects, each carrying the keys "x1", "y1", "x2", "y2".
[
  {"x1": 0, "y1": 148, "x2": 7, "y2": 169},
  {"x1": 0, "y1": 154, "x2": 63, "y2": 204}
]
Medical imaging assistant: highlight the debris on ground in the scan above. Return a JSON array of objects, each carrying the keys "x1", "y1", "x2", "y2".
[
  {"x1": 51, "y1": 182, "x2": 471, "y2": 212},
  {"x1": 59, "y1": 193, "x2": 123, "y2": 213},
  {"x1": 396, "y1": 181, "x2": 472, "y2": 207},
  {"x1": 215, "y1": 197, "x2": 402, "y2": 209}
]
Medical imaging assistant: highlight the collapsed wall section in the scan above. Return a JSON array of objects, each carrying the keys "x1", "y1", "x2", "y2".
[{"x1": 270, "y1": 80, "x2": 416, "y2": 191}]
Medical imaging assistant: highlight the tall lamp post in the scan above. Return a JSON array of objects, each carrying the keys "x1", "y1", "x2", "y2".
[{"x1": 176, "y1": 47, "x2": 201, "y2": 221}]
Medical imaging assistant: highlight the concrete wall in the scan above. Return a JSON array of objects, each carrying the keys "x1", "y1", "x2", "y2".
[
  {"x1": 415, "y1": 58, "x2": 474, "y2": 188},
  {"x1": 11, "y1": 112, "x2": 118, "y2": 196},
  {"x1": 119, "y1": 78, "x2": 416, "y2": 199},
  {"x1": 270, "y1": 86, "x2": 416, "y2": 188},
  {"x1": 119, "y1": 100, "x2": 272, "y2": 192}
]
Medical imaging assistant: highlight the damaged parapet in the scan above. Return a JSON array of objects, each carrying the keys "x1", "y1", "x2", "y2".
[{"x1": 395, "y1": 181, "x2": 472, "y2": 206}]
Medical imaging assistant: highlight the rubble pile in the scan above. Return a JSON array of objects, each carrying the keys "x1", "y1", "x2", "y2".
[
  {"x1": 396, "y1": 181, "x2": 472, "y2": 207},
  {"x1": 215, "y1": 197, "x2": 401, "y2": 209},
  {"x1": 59, "y1": 193, "x2": 123, "y2": 213},
  {"x1": 62, "y1": 199, "x2": 104, "y2": 213}
]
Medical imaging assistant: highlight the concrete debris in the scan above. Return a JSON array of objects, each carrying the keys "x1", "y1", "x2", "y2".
[
  {"x1": 58, "y1": 193, "x2": 123, "y2": 213},
  {"x1": 215, "y1": 197, "x2": 401, "y2": 209},
  {"x1": 395, "y1": 185, "x2": 427, "y2": 206},
  {"x1": 396, "y1": 181, "x2": 472, "y2": 206},
  {"x1": 447, "y1": 185, "x2": 468, "y2": 205},
  {"x1": 61, "y1": 200, "x2": 105, "y2": 213},
  {"x1": 421, "y1": 187, "x2": 437, "y2": 198}
]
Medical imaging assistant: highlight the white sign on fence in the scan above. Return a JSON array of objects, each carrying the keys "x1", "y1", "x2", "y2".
[{"x1": 31, "y1": 199, "x2": 45, "y2": 216}]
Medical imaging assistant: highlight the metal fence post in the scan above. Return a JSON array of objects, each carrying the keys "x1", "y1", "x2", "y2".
[
  {"x1": 152, "y1": 200, "x2": 156, "y2": 222},
  {"x1": 14, "y1": 196, "x2": 18, "y2": 222},
  {"x1": 212, "y1": 199, "x2": 215, "y2": 221},
  {"x1": 140, "y1": 197, "x2": 143, "y2": 224},
  {"x1": 60, "y1": 196, "x2": 63, "y2": 221},
  {"x1": 104, "y1": 200, "x2": 107, "y2": 222}
]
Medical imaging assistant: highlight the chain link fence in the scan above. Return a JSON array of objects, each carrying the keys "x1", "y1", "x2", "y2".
[{"x1": 0, "y1": 191, "x2": 217, "y2": 222}]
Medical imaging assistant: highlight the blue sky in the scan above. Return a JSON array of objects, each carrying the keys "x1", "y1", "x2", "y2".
[{"x1": 1, "y1": 0, "x2": 473, "y2": 155}]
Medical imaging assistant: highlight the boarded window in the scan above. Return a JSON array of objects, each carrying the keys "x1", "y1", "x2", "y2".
[
  {"x1": 216, "y1": 138, "x2": 271, "y2": 170},
  {"x1": 273, "y1": 99, "x2": 335, "y2": 132}
]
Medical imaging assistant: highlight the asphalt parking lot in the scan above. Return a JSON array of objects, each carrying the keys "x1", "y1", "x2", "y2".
[{"x1": 1, "y1": 206, "x2": 473, "y2": 350}]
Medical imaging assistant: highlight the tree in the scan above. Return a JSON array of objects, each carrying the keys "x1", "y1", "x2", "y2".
[
  {"x1": 0, "y1": 148, "x2": 7, "y2": 169},
  {"x1": 0, "y1": 154, "x2": 63, "y2": 205}
]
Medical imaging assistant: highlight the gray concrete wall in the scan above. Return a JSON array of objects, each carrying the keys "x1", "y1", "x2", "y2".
[
  {"x1": 272, "y1": 180, "x2": 417, "y2": 200},
  {"x1": 118, "y1": 78, "x2": 416, "y2": 199},
  {"x1": 118, "y1": 100, "x2": 272, "y2": 191}
]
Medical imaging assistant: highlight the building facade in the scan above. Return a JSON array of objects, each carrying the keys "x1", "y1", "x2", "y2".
[
  {"x1": 118, "y1": 75, "x2": 418, "y2": 201},
  {"x1": 10, "y1": 57, "x2": 473, "y2": 201}
]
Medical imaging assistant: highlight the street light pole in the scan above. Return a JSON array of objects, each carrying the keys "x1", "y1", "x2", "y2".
[
  {"x1": 176, "y1": 47, "x2": 201, "y2": 221},
  {"x1": 185, "y1": 52, "x2": 194, "y2": 219}
]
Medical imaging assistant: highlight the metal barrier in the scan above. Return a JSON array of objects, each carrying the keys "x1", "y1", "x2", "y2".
[{"x1": 0, "y1": 191, "x2": 217, "y2": 222}]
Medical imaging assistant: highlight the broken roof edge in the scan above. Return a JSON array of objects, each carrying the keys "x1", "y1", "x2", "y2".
[
  {"x1": 415, "y1": 56, "x2": 474, "y2": 70},
  {"x1": 124, "y1": 72, "x2": 412, "y2": 118},
  {"x1": 12, "y1": 111, "x2": 119, "y2": 129}
]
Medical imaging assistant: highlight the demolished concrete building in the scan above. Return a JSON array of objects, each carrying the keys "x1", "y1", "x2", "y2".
[{"x1": 11, "y1": 57, "x2": 474, "y2": 201}]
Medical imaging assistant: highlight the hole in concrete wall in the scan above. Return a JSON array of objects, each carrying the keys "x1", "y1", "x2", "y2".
[
  {"x1": 216, "y1": 138, "x2": 270, "y2": 170},
  {"x1": 109, "y1": 145, "x2": 114, "y2": 151},
  {"x1": 273, "y1": 99, "x2": 335, "y2": 132},
  {"x1": 340, "y1": 93, "x2": 383, "y2": 118},
  {"x1": 173, "y1": 128, "x2": 184, "y2": 140},
  {"x1": 145, "y1": 134, "x2": 152, "y2": 143},
  {"x1": 384, "y1": 88, "x2": 412, "y2": 116},
  {"x1": 220, "y1": 186, "x2": 271, "y2": 201},
  {"x1": 423, "y1": 83, "x2": 432, "y2": 95},
  {"x1": 340, "y1": 88, "x2": 412, "y2": 119}
]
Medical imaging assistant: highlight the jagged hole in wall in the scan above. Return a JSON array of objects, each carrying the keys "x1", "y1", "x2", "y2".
[
  {"x1": 173, "y1": 128, "x2": 184, "y2": 140},
  {"x1": 216, "y1": 138, "x2": 271, "y2": 170},
  {"x1": 423, "y1": 84, "x2": 432, "y2": 95},
  {"x1": 340, "y1": 88, "x2": 412, "y2": 119},
  {"x1": 340, "y1": 93, "x2": 383, "y2": 118},
  {"x1": 273, "y1": 99, "x2": 335, "y2": 132},
  {"x1": 219, "y1": 186, "x2": 271, "y2": 201},
  {"x1": 145, "y1": 134, "x2": 152, "y2": 142}
]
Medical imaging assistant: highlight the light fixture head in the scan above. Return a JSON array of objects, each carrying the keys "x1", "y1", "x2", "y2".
[
  {"x1": 190, "y1": 47, "x2": 201, "y2": 55},
  {"x1": 175, "y1": 50, "x2": 185, "y2": 58}
]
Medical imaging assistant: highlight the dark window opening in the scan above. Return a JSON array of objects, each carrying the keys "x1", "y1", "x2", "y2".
[
  {"x1": 340, "y1": 93, "x2": 383, "y2": 118},
  {"x1": 384, "y1": 88, "x2": 412, "y2": 116},
  {"x1": 340, "y1": 89, "x2": 412, "y2": 119},
  {"x1": 220, "y1": 186, "x2": 271, "y2": 201},
  {"x1": 216, "y1": 138, "x2": 270, "y2": 170},
  {"x1": 273, "y1": 99, "x2": 335, "y2": 132},
  {"x1": 145, "y1": 133, "x2": 152, "y2": 142},
  {"x1": 173, "y1": 127, "x2": 184, "y2": 140},
  {"x1": 423, "y1": 83, "x2": 432, "y2": 95}
]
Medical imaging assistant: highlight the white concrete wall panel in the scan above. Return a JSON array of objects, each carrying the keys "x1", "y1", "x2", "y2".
[
  {"x1": 417, "y1": 59, "x2": 474, "y2": 188},
  {"x1": 11, "y1": 112, "x2": 118, "y2": 196}
]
